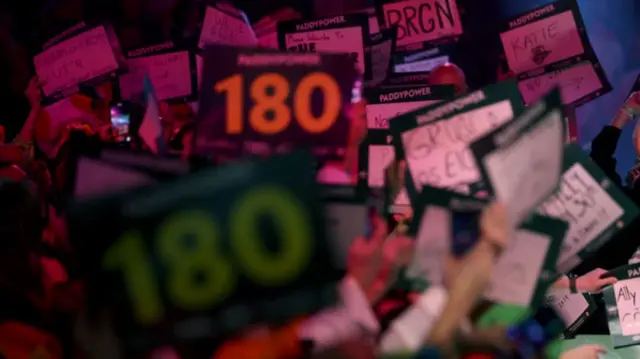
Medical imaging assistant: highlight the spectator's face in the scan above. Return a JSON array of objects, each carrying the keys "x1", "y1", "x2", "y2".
[{"x1": 429, "y1": 64, "x2": 468, "y2": 95}]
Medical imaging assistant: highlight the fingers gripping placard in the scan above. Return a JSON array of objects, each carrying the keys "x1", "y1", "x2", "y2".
[
  {"x1": 68, "y1": 152, "x2": 341, "y2": 353},
  {"x1": 603, "y1": 264, "x2": 640, "y2": 348},
  {"x1": 195, "y1": 45, "x2": 358, "y2": 158}
]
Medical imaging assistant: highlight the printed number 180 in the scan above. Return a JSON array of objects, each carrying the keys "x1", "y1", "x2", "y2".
[{"x1": 215, "y1": 73, "x2": 342, "y2": 135}]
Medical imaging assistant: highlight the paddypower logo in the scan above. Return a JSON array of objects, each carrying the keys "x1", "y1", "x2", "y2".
[
  {"x1": 379, "y1": 87, "x2": 432, "y2": 102},
  {"x1": 417, "y1": 91, "x2": 485, "y2": 124}
]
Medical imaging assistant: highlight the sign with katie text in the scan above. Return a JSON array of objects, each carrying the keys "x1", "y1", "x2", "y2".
[
  {"x1": 68, "y1": 152, "x2": 341, "y2": 356},
  {"x1": 389, "y1": 79, "x2": 525, "y2": 195},
  {"x1": 499, "y1": 0, "x2": 593, "y2": 75},
  {"x1": 377, "y1": 0, "x2": 463, "y2": 48},
  {"x1": 34, "y1": 22, "x2": 125, "y2": 102},
  {"x1": 365, "y1": 85, "x2": 455, "y2": 129},
  {"x1": 195, "y1": 45, "x2": 358, "y2": 158},
  {"x1": 472, "y1": 89, "x2": 565, "y2": 229},
  {"x1": 407, "y1": 186, "x2": 567, "y2": 307},
  {"x1": 536, "y1": 144, "x2": 640, "y2": 274},
  {"x1": 278, "y1": 14, "x2": 370, "y2": 76},
  {"x1": 518, "y1": 61, "x2": 611, "y2": 106},
  {"x1": 198, "y1": 3, "x2": 257, "y2": 49},
  {"x1": 119, "y1": 41, "x2": 197, "y2": 102},
  {"x1": 365, "y1": 28, "x2": 397, "y2": 86},
  {"x1": 603, "y1": 263, "x2": 640, "y2": 348}
]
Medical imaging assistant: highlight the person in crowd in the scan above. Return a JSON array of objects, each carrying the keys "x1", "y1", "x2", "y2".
[{"x1": 428, "y1": 63, "x2": 469, "y2": 96}]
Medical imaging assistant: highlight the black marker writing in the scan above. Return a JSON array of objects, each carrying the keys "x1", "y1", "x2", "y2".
[
  {"x1": 618, "y1": 285, "x2": 636, "y2": 306},
  {"x1": 510, "y1": 22, "x2": 559, "y2": 61},
  {"x1": 385, "y1": 0, "x2": 457, "y2": 43},
  {"x1": 288, "y1": 43, "x2": 317, "y2": 52}
]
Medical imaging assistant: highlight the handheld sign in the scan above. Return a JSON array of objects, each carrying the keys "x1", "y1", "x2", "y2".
[
  {"x1": 198, "y1": 3, "x2": 257, "y2": 48},
  {"x1": 389, "y1": 79, "x2": 525, "y2": 195},
  {"x1": 365, "y1": 85, "x2": 455, "y2": 129},
  {"x1": 195, "y1": 45, "x2": 358, "y2": 158},
  {"x1": 67, "y1": 151, "x2": 341, "y2": 355},
  {"x1": 603, "y1": 263, "x2": 640, "y2": 348},
  {"x1": 545, "y1": 284, "x2": 597, "y2": 338},
  {"x1": 499, "y1": 0, "x2": 594, "y2": 76},
  {"x1": 536, "y1": 144, "x2": 640, "y2": 273},
  {"x1": 321, "y1": 185, "x2": 367, "y2": 269},
  {"x1": 471, "y1": 89, "x2": 565, "y2": 228},
  {"x1": 393, "y1": 43, "x2": 452, "y2": 74},
  {"x1": 119, "y1": 41, "x2": 197, "y2": 102},
  {"x1": 406, "y1": 186, "x2": 567, "y2": 307},
  {"x1": 376, "y1": 0, "x2": 463, "y2": 49},
  {"x1": 518, "y1": 61, "x2": 611, "y2": 106},
  {"x1": 277, "y1": 14, "x2": 370, "y2": 76},
  {"x1": 34, "y1": 22, "x2": 125, "y2": 103},
  {"x1": 365, "y1": 28, "x2": 398, "y2": 86}
]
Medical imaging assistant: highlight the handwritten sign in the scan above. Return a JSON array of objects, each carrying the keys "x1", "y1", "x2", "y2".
[
  {"x1": 499, "y1": 0, "x2": 587, "y2": 74},
  {"x1": 546, "y1": 286, "x2": 596, "y2": 336},
  {"x1": 365, "y1": 28, "x2": 397, "y2": 86},
  {"x1": 603, "y1": 263, "x2": 640, "y2": 348},
  {"x1": 518, "y1": 61, "x2": 610, "y2": 106},
  {"x1": 536, "y1": 145, "x2": 639, "y2": 273},
  {"x1": 390, "y1": 81, "x2": 524, "y2": 195},
  {"x1": 195, "y1": 45, "x2": 358, "y2": 158},
  {"x1": 472, "y1": 89, "x2": 565, "y2": 228},
  {"x1": 34, "y1": 24, "x2": 123, "y2": 100},
  {"x1": 198, "y1": 5, "x2": 257, "y2": 49},
  {"x1": 615, "y1": 280, "x2": 640, "y2": 337},
  {"x1": 119, "y1": 43, "x2": 195, "y2": 102},
  {"x1": 278, "y1": 14, "x2": 369, "y2": 75},
  {"x1": 365, "y1": 85, "x2": 454, "y2": 129},
  {"x1": 378, "y1": 0, "x2": 463, "y2": 48}
]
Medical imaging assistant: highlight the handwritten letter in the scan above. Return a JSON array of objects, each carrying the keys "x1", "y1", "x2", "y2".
[
  {"x1": 382, "y1": 0, "x2": 463, "y2": 47},
  {"x1": 35, "y1": 26, "x2": 120, "y2": 96},
  {"x1": 501, "y1": 11, "x2": 584, "y2": 74},
  {"x1": 402, "y1": 101, "x2": 514, "y2": 192},
  {"x1": 120, "y1": 51, "x2": 192, "y2": 101},
  {"x1": 614, "y1": 279, "x2": 640, "y2": 336},
  {"x1": 538, "y1": 164, "x2": 624, "y2": 271},
  {"x1": 519, "y1": 61, "x2": 603, "y2": 105},
  {"x1": 198, "y1": 6, "x2": 257, "y2": 48},
  {"x1": 367, "y1": 101, "x2": 438, "y2": 129}
]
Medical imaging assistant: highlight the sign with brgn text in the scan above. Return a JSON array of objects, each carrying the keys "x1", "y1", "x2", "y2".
[{"x1": 377, "y1": 0, "x2": 463, "y2": 48}]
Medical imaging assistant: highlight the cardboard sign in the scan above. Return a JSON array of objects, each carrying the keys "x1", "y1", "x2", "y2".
[
  {"x1": 365, "y1": 85, "x2": 455, "y2": 129},
  {"x1": 518, "y1": 61, "x2": 611, "y2": 106},
  {"x1": 499, "y1": 0, "x2": 592, "y2": 75},
  {"x1": 364, "y1": 28, "x2": 397, "y2": 86},
  {"x1": 278, "y1": 14, "x2": 370, "y2": 76},
  {"x1": 393, "y1": 43, "x2": 452, "y2": 73},
  {"x1": 195, "y1": 45, "x2": 358, "y2": 158},
  {"x1": 119, "y1": 42, "x2": 197, "y2": 102},
  {"x1": 472, "y1": 89, "x2": 565, "y2": 228},
  {"x1": 536, "y1": 144, "x2": 640, "y2": 273},
  {"x1": 377, "y1": 0, "x2": 463, "y2": 48},
  {"x1": 320, "y1": 185, "x2": 367, "y2": 269},
  {"x1": 198, "y1": 4, "x2": 257, "y2": 48},
  {"x1": 34, "y1": 22, "x2": 124, "y2": 103},
  {"x1": 407, "y1": 186, "x2": 567, "y2": 306},
  {"x1": 389, "y1": 79, "x2": 525, "y2": 195},
  {"x1": 67, "y1": 152, "x2": 341, "y2": 355},
  {"x1": 603, "y1": 263, "x2": 640, "y2": 348},
  {"x1": 545, "y1": 286, "x2": 597, "y2": 337}
]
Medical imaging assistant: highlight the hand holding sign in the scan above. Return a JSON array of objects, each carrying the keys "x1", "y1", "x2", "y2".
[{"x1": 576, "y1": 268, "x2": 617, "y2": 293}]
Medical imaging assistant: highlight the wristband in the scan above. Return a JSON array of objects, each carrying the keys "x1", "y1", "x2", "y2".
[
  {"x1": 623, "y1": 106, "x2": 637, "y2": 118},
  {"x1": 569, "y1": 276, "x2": 578, "y2": 294}
]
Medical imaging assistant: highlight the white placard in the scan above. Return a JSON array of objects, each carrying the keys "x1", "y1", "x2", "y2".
[
  {"x1": 367, "y1": 101, "x2": 438, "y2": 129},
  {"x1": 485, "y1": 229, "x2": 550, "y2": 305},
  {"x1": 537, "y1": 163, "x2": 624, "y2": 268},
  {"x1": 198, "y1": 6, "x2": 257, "y2": 49},
  {"x1": 401, "y1": 101, "x2": 514, "y2": 191},
  {"x1": 500, "y1": 10, "x2": 584, "y2": 74},
  {"x1": 120, "y1": 51, "x2": 192, "y2": 101},
  {"x1": 35, "y1": 26, "x2": 119, "y2": 96},
  {"x1": 518, "y1": 61, "x2": 603, "y2": 105},
  {"x1": 394, "y1": 55, "x2": 449, "y2": 73},
  {"x1": 324, "y1": 203, "x2": 367, "y2": 268},
  {"x1": 614, "y1": 278, "x2": 640, "y2": 336},
  {"x1": 381, "y1": 0, "x2": 463, "y2": 47},
  {"x1": 482, "y1": 108, "x2": 564, "y2": 228},
  {"x1": 546, "y1": 287, "x2": 590, "y2": 327},
  {"x1": 285, "y1": 27, "x2": 366, "y2": 74},
  {"x1": 406, "y1": 206, "x2": 450, "y2": 285},
  {"x1": 369, "y1": 37, "x2": 393, "y2": 85}
]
